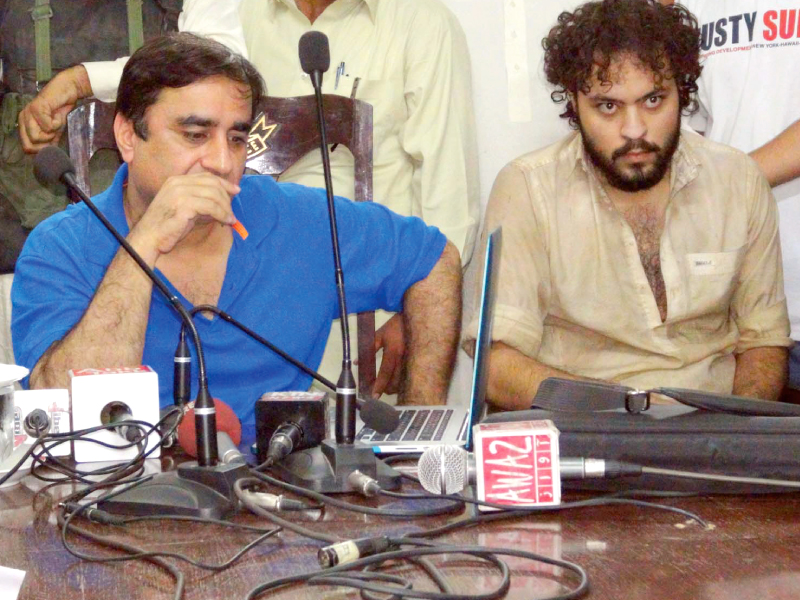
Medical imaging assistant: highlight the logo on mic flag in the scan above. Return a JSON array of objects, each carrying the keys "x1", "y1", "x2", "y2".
[{"x1": 474, "y1": 420, "x2": 561, "y2": 509}]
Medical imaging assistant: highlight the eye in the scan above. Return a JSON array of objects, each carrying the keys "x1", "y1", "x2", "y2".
[
  {"x1": 230, "y1": 134, "x2": 248, "y2": 147},
  {"x1": 183, "y1": 130, "x2": 208, "y2": 142},
  {"x1": 645, "y1": 95, "x2": 664, "y2": 109},
  {"x1": 596, "y1": 102, "x2": 617, "y2": 115}
]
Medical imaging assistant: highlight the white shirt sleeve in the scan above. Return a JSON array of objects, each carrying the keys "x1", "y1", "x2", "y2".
[
  {"x1": 400, "y1": 7, "x2": 480, "y2": 263},
  {"x1": 83, "y1": 0, "x2": 248, "y2": 102}
]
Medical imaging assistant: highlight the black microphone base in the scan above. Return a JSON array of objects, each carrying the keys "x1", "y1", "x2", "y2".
[
  {"x1": 270, "y1": 439, "x2": 401, "y2": 493},
  {"x1": 98, "y1": 461, "x2": 249, "y2": 520}
]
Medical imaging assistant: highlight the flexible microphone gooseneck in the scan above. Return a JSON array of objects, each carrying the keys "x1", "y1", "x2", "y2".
[
  {"x1": 33, "y1": 147, "x2": 219, "y2": 466},
  {"x1": 298, "y1": 31, "x2": 359, "y2": 445},
  {"x1": 33, "y1": 146, "x2": 247, "y2": 519},
  {"x1": 252, "y1": 31, "x2": 401, "y2": 493}
]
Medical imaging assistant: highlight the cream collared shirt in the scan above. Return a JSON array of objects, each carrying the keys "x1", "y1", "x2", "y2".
[
  {"x1": 466, "y1": 130, "x2": 791, "y2": 395},
  {"x1": 239, "y1": 0, "x2": 480, "y2": 261}
]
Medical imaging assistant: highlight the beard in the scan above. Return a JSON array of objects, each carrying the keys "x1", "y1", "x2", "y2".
[{"x1": 579, "y1": 117, "x2": 681, "y2": 193}]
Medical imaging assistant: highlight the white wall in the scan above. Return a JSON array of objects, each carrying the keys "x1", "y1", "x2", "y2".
[
  {"x1": 441, "y1": 0, "x2": 583, "y2": 210},
  {"x1": 440, "y1": 0, "x2": 583, "y2": 405}
]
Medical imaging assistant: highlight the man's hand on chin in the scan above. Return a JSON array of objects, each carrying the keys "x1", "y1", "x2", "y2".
[{"x1": 127, "y1": 173, "x2": 241, "y2": 262}]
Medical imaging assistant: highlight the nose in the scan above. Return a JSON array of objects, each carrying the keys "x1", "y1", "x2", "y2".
[
  {"x1": 620, "y1": 106, "x2": 647, "y2": 141},
  {"x1": 201, "y1": 132, "x2": 233, "y2": 177}
]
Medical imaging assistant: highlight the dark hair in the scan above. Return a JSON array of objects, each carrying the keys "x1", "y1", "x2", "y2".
[
  {"x1": 542, "y1": 0, "x2": 701, "y2": 128},
  {"x1": 116, "y1": 32, "x2": 265, "y2": 139}
]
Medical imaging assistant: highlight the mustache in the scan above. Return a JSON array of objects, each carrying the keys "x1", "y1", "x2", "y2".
[{"x1": 612, "y1": 139, "x2": 661, "y2": 161}]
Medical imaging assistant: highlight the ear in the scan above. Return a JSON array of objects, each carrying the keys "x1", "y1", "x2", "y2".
[{"x1": 113, "y1": 113, "x2": 137, "y2": 164}]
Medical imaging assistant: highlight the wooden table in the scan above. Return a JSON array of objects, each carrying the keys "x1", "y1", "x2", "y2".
[{"x1": 3, "y1": 453, "x2": 800, "y2": 600}]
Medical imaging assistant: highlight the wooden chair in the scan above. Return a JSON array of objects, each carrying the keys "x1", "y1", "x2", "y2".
[
  {"x1": 66, "y1": 95, "x2": 377, "y2": 396},
  {"x1": 66, "y1": 100, "x2": 118, "y2": 198}
]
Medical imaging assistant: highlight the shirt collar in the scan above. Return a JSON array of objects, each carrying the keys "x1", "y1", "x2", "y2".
[{"x1": 267, "y1": 0, "x2": 377, "y2": 22}]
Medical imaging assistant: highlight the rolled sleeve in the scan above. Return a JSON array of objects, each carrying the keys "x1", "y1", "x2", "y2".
[
  {"x1": 733, "y1": 161, "x2": 793, "y2": 351},
  {"x1": 463, "y1": 160, "x2": 550, "y2": 357}
]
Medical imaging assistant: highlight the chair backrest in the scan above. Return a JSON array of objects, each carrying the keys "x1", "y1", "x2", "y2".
[
  {"x1": 66, "y1": 100, "x2": 118, "y2": 197},
  {"x1": 67, "y1": 95, "x2": 377, "y2": 397}
]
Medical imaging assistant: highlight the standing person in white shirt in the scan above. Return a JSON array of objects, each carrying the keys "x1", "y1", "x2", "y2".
[
  {"x1": 664, "y1": 0, "x2": 800, "y2": 397},
  {"x1": 236, "y1": 0, "x2": 480, "y2": 401}
]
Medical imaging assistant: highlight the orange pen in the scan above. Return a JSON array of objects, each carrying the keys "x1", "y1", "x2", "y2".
[{"x1": 232, "y1": 219, "x2": 249, "y2": 240}]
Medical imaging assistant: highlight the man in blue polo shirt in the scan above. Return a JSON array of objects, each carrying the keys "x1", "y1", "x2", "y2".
[{"x1": 10, "y1": 33, "x2": 461, "y2": 424}]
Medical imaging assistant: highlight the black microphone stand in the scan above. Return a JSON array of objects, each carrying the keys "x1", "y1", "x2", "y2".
[
  {"x1": 34, "y1": 148, "x2": 248, "y2": 519},
  {"x1": 266, "y1": 32, "x2": 401, "y2": 492}
]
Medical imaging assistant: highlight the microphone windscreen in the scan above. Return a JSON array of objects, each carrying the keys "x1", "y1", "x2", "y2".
[
  {"x1": 418, "y1": 445, "x2": 470, "y2": 495},
  {"x1": 359, "y1": 399, "x2": 400, "y2": 434},
  {"x1": 33, "y1": 146, "x2": 75, "y2": 187},
  {"x1": 298, "y1": 31, "x2": 330, "y2": 75},
  {"x1": 177, "y1": 398, "x2": 242, "y2": 458}
]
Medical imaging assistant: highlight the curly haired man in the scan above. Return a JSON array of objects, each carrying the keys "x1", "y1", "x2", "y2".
[{"x1": 464, "y1": 0, "x2": 791, "y2": 410}]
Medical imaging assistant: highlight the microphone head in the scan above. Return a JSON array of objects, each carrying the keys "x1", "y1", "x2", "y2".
[
  {"x1": 298, "y1": 31, "x2": 330, "y2": 75},
  {"x1": 176, "y1": 398, "x2": 242, "y2": 458},
  {"x1": 418, "y1": 445, "x2": 470, "y2": 495},
  {"x1": 358, "y1": 398, "x2": 400, "y2": 434},
  {"x1": 33, "y1": 146, "x2": 75, "y2": 187}
]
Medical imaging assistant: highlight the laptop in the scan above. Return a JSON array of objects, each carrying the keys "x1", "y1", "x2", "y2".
[{"x1": 356, "y1": 227, "x2": 502, "y2": 454}]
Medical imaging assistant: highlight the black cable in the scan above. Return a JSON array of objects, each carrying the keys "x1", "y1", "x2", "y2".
[
  {"x1": 246, "y1": 541, "x2": 590, "y2": 600},
  {"x1": 187, "y1": 304, "x2": 336, "y2": 391},
  {"x1": 249, "y1": 468, "x2": 463, "y2": 518},
  {"x1": 56, "y1": 508, "x2": 186, "y2": 600}
]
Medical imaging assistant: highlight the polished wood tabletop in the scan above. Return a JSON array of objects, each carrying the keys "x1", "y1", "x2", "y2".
[{"x1": 3, "y1": 452, "x2": 800, "y2": 600}]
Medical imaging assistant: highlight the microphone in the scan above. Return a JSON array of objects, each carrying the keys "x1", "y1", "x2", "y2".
[
  {"x1": 299, "y1": 31, "x2": 330, "y2": 90},
  {"x1": 99, "y1": 401, "x2": 143, "y2": 444},
  {"x1": 254, "y1": 32, "x2": 402, "y2": 493},
  {"x1": 417, "y1": 445, "x2": 642, "y2": 497},
  {"x1": 298, "y1": 31, "x2": 358, "y2": 445},
  {"x1": 217, "y1": 431, "x2": 246, "y2": 465},
  {"x1": 358, "y1": 397, "x2": 399, "y2": 434},
  {"x1": 176, "y1": 398, "x2": 242, "y2": 458}
]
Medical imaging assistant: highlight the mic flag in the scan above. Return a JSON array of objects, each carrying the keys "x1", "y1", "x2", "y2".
[{"x1": 418, "y1": 420, "x2": 563, "y2": 510}]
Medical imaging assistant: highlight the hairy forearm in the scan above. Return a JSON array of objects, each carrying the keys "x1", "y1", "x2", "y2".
[
  {"x1": 750, "y1": 119, "x2": 800, "y2": 187},
  {"x1": 29, "y1": 247, "x2": 154, "y2": 389},
  {"x1": 486, "y1": 342, "x2": 597, "y2": 411},
  {"x1": 732, "y1": 346, "x2": 788, "y2": 401},
  {"x1": 401, "y1": 242, "x2": 462, "y2": 405}
]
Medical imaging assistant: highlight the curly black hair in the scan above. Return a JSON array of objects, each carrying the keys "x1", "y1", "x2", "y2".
[{"x1": 543, "y1": 0, "x2": 702, "y2": 128}]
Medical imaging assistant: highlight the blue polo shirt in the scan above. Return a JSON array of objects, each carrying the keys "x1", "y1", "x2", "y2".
[{"x1": 11, "y1": 165, "x2": 446, "y2": 423}]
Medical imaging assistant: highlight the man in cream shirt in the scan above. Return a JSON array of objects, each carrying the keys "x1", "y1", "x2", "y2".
[{"x1": 466, "y1": 0, "x2": 791, "y2": 411}]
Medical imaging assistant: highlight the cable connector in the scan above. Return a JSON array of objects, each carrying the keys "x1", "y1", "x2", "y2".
[
  {"x1": 61, "y1": 502, "x2": 126, "y2": 525},
  {"x1": 247, "y1": 491, "x2": 311, "y2": 511},
  {"x1": 318, "y1": 536, "x2": 393, "y2": 568},
  {"x1": 266, "y1": 422, "x2": 303, "y2": 463},
  {"x1": 603, "y1": 460, "x2": 643, "y2": 478},
  {"x1": 347, "y1": 470, "x2": 381, "y2": 497}
]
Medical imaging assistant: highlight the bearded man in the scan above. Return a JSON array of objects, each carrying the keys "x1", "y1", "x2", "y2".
[{"x1": 464, "y1": 0, "x2": 791, "y2": 410}]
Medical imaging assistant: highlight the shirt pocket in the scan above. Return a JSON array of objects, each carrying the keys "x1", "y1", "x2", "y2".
[
  {"x1": 351, "y1": 78, "x2": 406, "y2": 146},
  {"x1": 685, "y1": 247, "x2": 744, "y2": 315}
]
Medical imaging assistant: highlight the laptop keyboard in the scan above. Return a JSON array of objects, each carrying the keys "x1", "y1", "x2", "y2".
[{"x1": 358, "y1": 408, "x2": 453, "y2": 443}]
